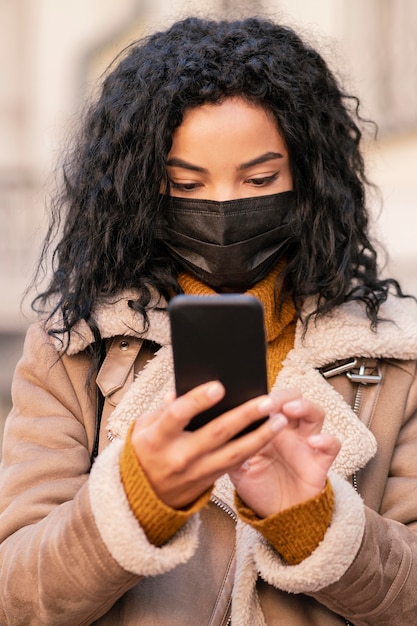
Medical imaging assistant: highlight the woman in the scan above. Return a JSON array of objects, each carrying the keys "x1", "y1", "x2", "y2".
[{"x1": 1, "y1": 16, "x2": 417, "y2": 626}]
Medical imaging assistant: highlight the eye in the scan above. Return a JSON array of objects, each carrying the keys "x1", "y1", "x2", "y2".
[
  {"x1": 170, "y1": 181, "x2": 203, "y2": 192},
  {"x1": 245, "y1": 173, "x2": 279, "y2": 187}
]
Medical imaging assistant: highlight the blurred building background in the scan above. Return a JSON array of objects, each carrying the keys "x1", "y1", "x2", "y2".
[{"x1": 1, "y1": 0, "x2": 417, "y2": 448}]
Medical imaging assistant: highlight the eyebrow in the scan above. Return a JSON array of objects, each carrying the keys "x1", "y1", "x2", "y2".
[
  {"x1": 165, "y1": 157, "x2": 208, "y2": 173},
  {"x1": 165, "y1": 151, "x2": 284, "y2": 174},
  {"x1": 237, "y1": 151, "x2": 284, "y2": 170}
]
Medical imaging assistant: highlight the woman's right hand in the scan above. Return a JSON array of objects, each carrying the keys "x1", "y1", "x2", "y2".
[{"x1": 130, "y1": 381, "x2": 295, "y2": 509}]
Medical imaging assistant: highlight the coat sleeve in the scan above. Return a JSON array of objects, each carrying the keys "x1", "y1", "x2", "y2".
[{"x1": 0, "y1": 323, "x2": 198, "y2": 626}]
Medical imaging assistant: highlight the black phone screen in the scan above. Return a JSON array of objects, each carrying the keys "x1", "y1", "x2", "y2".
[{"x1": 168, "y1": 294, "x2": 268, "y2": 435}]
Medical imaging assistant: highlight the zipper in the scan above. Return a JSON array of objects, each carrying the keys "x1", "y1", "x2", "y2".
[
  {"x1": 211, "y1": 494, "x2": 238, "y2": 522},
  {"x1": 350, "y1": 374, "x2": 362, "y2": 498},
  {"x1": 346, "y1": 363, "x2": 381, "y2": 625},
  {"x1": 351, "y1": 383, "x2": 363, "y2": 415},
  {"x1": 346, "y1": 362, "x2": 382, "y2": 385},
  {"x1": 347, "y1": 362, "x2": 381, "y2": 417},
  {"x1": 321, "y1": 358, "x2": 382, "y2": 421},
  {"x1": 322, "y1": 358, "x2": 382, "y2": 626},
  {"x1": 321, "y1": 358, "x2": 382, "y2": 385},
  {"x1": 211, "y1": 494, "x2": 236, "y2": 626}
]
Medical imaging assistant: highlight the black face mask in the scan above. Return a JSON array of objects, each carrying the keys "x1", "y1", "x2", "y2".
[{"x1": 156, "y1": 191, "x2": 300, "y2": 290}]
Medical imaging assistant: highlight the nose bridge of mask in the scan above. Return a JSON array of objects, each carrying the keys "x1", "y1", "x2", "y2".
[
  {"x1": 163, "y1": 221, "x2": 297, "y2": 257},
  {"x1": 160, "y1": 191, "x2": 297, "y2": 245},
  {"x1": 170, "y1": 207, "x2": 266, "y2": 245}
]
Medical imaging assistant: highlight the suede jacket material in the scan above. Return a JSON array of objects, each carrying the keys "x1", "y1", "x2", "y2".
[{"x1": 0, "y1": 292, "x2": 417, "y2": 625}]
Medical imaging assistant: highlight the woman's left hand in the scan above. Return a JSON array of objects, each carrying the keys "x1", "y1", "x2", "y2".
[{"x1": 228, "y1": 391, "x2": 341, "y2": 518}]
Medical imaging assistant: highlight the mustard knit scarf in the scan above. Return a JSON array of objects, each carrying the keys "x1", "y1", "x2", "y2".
[{"x1": 177, "y1": 263, "x2": 296, "y2": 390}]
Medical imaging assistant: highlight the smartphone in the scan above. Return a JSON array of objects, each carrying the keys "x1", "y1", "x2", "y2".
[{"x1": 168, "y1": 294, "x2": 268, "y2": 436}]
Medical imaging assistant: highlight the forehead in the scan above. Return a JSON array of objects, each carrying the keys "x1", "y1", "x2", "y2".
[{"x1": 170, "y1": 97, "x2": 287, "y2": 157}]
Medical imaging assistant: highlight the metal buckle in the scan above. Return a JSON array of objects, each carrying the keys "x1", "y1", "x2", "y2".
[
  {"x1": 320, "y1": 358, "x2": 358, "y2": 379},
  {"x1": 346, "y1": 361, "x2": 382, "y2": 384}
]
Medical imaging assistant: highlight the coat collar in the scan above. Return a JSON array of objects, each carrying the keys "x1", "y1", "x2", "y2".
[
  {"x1": 53, "y1": 290, "x2": 171, "y2": 356},
  {"x1": 98, "y1": 291, "x2": 417, "y2": 479},
  {"x1": 61, "y1": 289, "x2": 417, "y2": 364},
  {"x1": 292, "y1": 294, "x2": 417, "y2": 365}
]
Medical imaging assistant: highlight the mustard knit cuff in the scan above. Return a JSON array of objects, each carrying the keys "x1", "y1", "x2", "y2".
[
  {"x1": 235, "y1": 478, "x2": 334, "y2": 565},
  {"x1": 120, "y1": 425, "x2": 212, "y2": 546}
]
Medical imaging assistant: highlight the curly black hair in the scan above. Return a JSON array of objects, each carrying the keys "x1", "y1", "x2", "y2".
[{"x1": 32, "y1": 16, "x2": 405, "y2": 353}]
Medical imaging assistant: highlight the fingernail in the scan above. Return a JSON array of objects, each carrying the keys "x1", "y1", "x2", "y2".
[
  {"x1": 258, "y1": 397, "x2": 274, "y2": 413},
  {"x1": 283, "y1": 400, "x2": 302, "y2": 413},
  {"x1": 309, "y1": 434, "x2": 322, "y2": 446},
  {"x1": 270, "y1": 413, "x2": 288, "y2": 433},
  {"x1": 206, "y1": 381, "x2": 224, "y2": 400}
]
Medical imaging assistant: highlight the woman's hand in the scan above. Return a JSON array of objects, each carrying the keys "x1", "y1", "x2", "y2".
[
  {"x1": 130, "y1": 381, "x2": 292, "y2": 509},
  {"x1": 229, "y1": 394, "x2": 341, "y2": 518}
]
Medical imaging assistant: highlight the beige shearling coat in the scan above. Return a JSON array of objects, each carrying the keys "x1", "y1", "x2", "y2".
[{"x1": 1, "y1": 293, "x2": 417, "y2": 625}]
